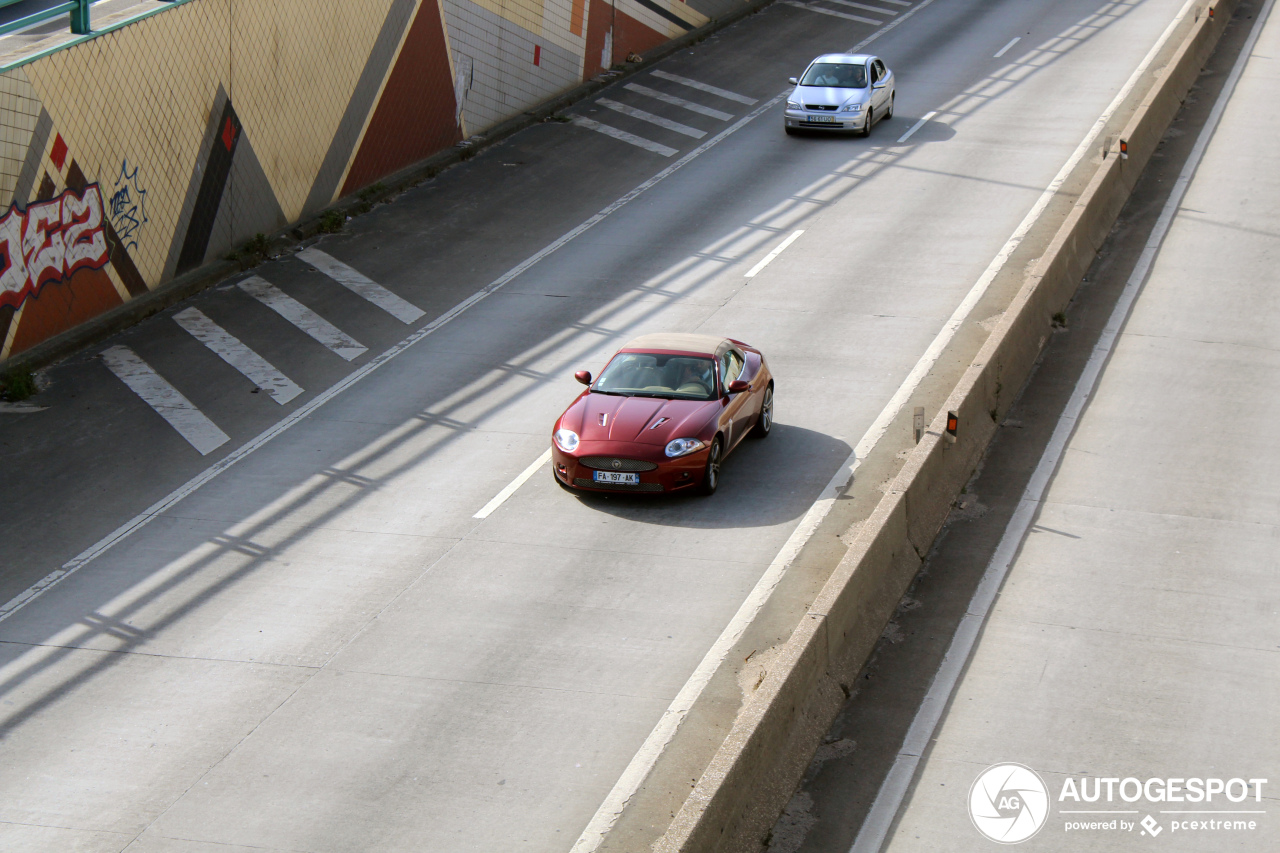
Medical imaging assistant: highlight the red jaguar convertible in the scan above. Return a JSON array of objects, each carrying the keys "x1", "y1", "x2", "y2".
[{"x1": 551, "y1": 333, "x2": 774, "y2": 495}]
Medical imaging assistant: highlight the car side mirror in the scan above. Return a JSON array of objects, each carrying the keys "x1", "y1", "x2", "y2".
[
  {"x1": 873, "y1": 81, "x2": 886, "y2": 89},
  {"x1": 727, "y1": 379, "x2": 750, "y2": 394},
  {"x1": 788, "y1": 77, "x2": 798, "y2": 85},
  {"x1": 575, "y1": 370, "x2": 592, "y2": 385}
]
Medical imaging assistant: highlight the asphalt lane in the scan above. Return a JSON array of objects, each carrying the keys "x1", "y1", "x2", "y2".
[{"x1": 0, "y1": 0, "x2": 1194, "y2": 850}]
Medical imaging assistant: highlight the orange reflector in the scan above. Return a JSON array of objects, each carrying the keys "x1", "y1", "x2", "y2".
[
  {"x1": 1120, "y1": 139, "x2": 1129, "y2": 160},
  {"x1": 1209, "y1": 6, "x2": 1215, "y2": 17},
  {"x1": 946, "y1": 411, "x2": 958, "y2": 439}
]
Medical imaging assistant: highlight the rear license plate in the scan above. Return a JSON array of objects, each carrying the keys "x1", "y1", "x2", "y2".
[
  {"x1": 593, "y1": 471, "x2": 640, "y2": 485},
  {"x1": 808, "y1": 114, "x2": 836, "y2": 123}
]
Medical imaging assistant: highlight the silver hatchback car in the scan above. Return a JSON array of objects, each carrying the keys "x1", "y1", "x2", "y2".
[{"x1": 784, "y1": 53, "x2": 895, "y2": 135}]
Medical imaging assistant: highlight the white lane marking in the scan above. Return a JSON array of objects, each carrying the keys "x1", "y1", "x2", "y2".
[
  {"x1": 237, "y1": 276, "x2": 367, "y2": 361},
  {"x1": 598, "y1": 98, "x2": 707, "y2": 138},
  {"x1": 783, "y1": 1, "x2": 881, "y2": 25},
  {"x1": 571, "y1": 115, "x2": 679, "y2": 156},
  {"x1": 173, "y1": 308, "x2": 303, "y2": 405},
  {"x1": 826, "y1": 0, "x2": 896, "y2": 16},
  {"x1": 744, "y1": 230, "x2": 805, "y2": 278},
  {"x1": 993, "y1": 36, "x2": 1021, "y2": 58},
  {"x1": 875, "y1": 0, "x2": 911, "y2": 5},
  {"x1": 650, "y1": 70, "x2": 758, "y2": 104},
  {"x1": 624, "y1": 83, "x2": 734, "y2": 120},
  {"x1": 0, "y1": 90, "x2": 787, "y2": 628},
  {"x1": 101, "y1": 345, "x2": 230, "y2": 456},
  {"x1": 297, "y1": 248, "x2": 425, "y2": 324},
  {"x1": 473, "y1": 449, "x2": 552, "y2": 519},
  {"x1": 896, "y1": 110, "x2": 936, "y2": 143},
  {"x1": 848, "y1": 0, "x2": 1251, "y2": 850}
]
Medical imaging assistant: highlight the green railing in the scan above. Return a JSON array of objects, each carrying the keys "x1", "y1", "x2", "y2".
[{"x1": 0, "y1": 0, "x2": 92, "y2": 38}]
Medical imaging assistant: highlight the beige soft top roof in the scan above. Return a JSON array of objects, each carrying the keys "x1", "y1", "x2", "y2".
[{"x1": 621, "y1": 333, "x2": 728, "y2": 356}]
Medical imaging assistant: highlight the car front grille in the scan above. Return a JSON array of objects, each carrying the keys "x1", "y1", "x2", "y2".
[
  {"x1": 578, "y1": 456, "x2": 658, "y2": 472},
  {"x1": 574, "y1": 478, "x2": 663, "y2": 492},
  {"x1": 805, "y1": 104, "x2": 838, "y2": 111}
]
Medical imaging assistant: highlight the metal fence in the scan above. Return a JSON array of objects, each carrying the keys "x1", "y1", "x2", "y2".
[{"x1": 0, "y1": 0, "x2": 92, "y2": 38}]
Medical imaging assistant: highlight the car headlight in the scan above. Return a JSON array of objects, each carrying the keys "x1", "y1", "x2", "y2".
[
  {"x1": 665, "y1": 437, "x2": 706, "y2": 458},
  {"x1": 786, "y1": 100, "x2": 801, "y2": 109},
  {"x1": 554, "y1": 429, "x2": 579, "y2": 452},
  {"x1": 840, "y1": 103, "x2": 862, "y2": 112}
]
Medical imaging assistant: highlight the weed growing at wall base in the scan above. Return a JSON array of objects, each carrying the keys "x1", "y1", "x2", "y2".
[
  {"x1": 319, "y1": 211, "x2": 344, "y2": 233},
  {"x1": 0, "y1": 367, "x2": 37, "y2": 402}
]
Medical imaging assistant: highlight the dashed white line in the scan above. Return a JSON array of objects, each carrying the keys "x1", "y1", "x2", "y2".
[
  {"x1": 874, "y1": 0, "x2": 911, "y2": 5},
  {"x1": 173, "y1": 307, "x2": 303, "y2": 405},
  {"x1": 745, "y1": 230, "x2": 805, "y2": 278},
  {"x1": 896, "y1": 110, "x2": 936, "y2": 142},
  {"x1": 994, "y1": 36, "x2": 1021, "y2": 58},
  {"x1": 571, "y1": 116, "x2": 679, "y2": 156},
  {"x1": 782, "y1": 1, "x2": 881, "y2": 25},
  {"x1": 101, "y1": 345, "x2": 230, "y2": 455},
  {"x1": 624, "y1": 83, "x2": 735, "y2": 120},
  {"x1": 297, "y1": 248, "x2": 425, "y2": 324},
  {"x1": 473, "y1": 449, "x2": 552, "y2": 519},
  {"x1": 598, "y1": 98, "x2": 707, "y2": 138},
  {"x1": 237, "y1": 276, "x2": 368, "y2": 361},
  {"x1": 649, "y1": 70, "x2": 758, "y2": 104}
]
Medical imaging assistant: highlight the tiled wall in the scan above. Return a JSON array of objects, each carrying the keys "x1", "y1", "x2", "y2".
[{"x1": 0, "y1": 0, "x2": 737, "y2": 362}]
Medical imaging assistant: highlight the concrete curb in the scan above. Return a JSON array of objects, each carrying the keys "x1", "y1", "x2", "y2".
[
  {"x1": 0, "y1": 0, "x2": 778, "y2": 375},
  {"x1": 654, "y1": 2, "x2": 1238, "y2": 851}
]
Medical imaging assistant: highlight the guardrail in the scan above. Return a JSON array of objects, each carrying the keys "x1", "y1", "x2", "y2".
[{"x1": 0, "y1": 0, "x2": 91, "y2": 38}]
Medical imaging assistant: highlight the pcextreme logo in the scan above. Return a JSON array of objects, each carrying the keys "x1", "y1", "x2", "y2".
[{"x1": 968, "y1": 763, "x2": 1269, "y2": 844}]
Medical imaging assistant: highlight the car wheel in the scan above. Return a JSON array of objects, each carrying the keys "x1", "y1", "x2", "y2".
[
  {"x1": 751, "y1": 383, "x2": 774, "y2": 438},
  {"x1": 885, "y1": 94, "x2": 894, "y2": 120},
  {"x1": 862, "y1": 107, "x2": 873, "y2": 137},
  {"x1": 698, "y1": 437, "x2": 723, "y2": 496},
  {"x1": 785, "y1": 126, "x2": 797, "y2": 136}
]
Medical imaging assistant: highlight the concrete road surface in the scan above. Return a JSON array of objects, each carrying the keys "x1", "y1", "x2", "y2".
[{"x1": 0, "y1": 0, "x2": 1200, "y2": 850}]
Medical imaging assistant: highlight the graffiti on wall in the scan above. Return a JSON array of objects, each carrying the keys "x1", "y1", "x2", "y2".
[
  {"x1": 0, "y1": 184, "x2": 110, "y2": 310},
  {"x1": 108, "y1": 160, "x2": 148, "y2": 253}
]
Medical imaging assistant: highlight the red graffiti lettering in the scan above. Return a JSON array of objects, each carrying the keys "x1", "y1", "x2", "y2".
[{"x1": 0, "y1": 184, "x2": 111, "y2": 311}]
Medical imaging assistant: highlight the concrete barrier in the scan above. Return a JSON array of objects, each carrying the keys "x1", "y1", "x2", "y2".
[{"x1": 654, "y1": 2, "x2": 1238, "y2": 850}]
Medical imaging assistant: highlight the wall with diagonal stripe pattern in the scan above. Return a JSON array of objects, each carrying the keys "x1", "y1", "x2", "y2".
[{"x1": 0, "y1": 0, "x2": 729, "y2": 364}]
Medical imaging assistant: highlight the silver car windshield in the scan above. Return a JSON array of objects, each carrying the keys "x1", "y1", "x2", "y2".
[
  {"x1": 593, "y1": 353, "x2": 717, "y2": 400},
  {"x1": 800, "y1": 63, "x2": 867, "y2": 88}
]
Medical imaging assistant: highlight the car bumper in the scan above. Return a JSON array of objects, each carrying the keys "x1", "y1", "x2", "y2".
[
  {"x1": 784, "y1": 109, "x2": 864, "y2": 131},
  {"x1": 551, "y1": 440, "x2": 708, "y2": 494}
]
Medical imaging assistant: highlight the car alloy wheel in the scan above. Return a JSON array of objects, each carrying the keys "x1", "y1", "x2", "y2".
[
  {"x1": 699, "y1": 438, "x2": 723, "y2": 496},
  {"x1": 885, "y1": 93, "x2": 894, "y2": 120},
  {"x1": 862, "y1": 107, "x2": 874, "y2": 137},
  {"x1": 752, "y1": 384, "x2": 773, "y2": 438}
]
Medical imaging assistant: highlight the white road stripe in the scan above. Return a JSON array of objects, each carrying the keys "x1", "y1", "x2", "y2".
[
  {"x1": 826, "y1": 0, "x2": 896, "y2": 16},
  {"x1": 101, "y1": 345, "x2": 230, "y2": 455},
  {"x1": 598, "y1": 98, "x2": 707, "y2": 138},
  {"x1": 896, "y1": 110, "x2": 936, "y2": 142},
  {"x1": 783, "y1": 1, "x2": 881, "y2": 25},
  {"x1": 237, "y1": 276, "x2": 367, "y2": 361},
  {"x1": 849, "y1": 0, "x2": 1238, "y2": 851},
  {"x1": 571, "y1": 116, "x2": 679, "y2": 156},
  {"x1": 875, "y1": 0, "x2": 911, "y2": 5},
  {"x1": 173, "y1": 308, "x2": 303, "y2": 405},
  {"x1": 993, "y1": 36, "x2": 1021, "y2": 58},
  {"x1": 744, "y1": 230, "x2": 805, "y2": 278},
  {"x1": 649, "y1": 70, "x2": 758, "y2": 104},
  {"x1": 473, "y1": 449, "x2": 552, "y2": 519},
  {"x1": 624, "y1": 83, "x2": 734, "y2": 120},
  {"x1": 297, "y1": 247, "x2": 425, "y2": 324}
]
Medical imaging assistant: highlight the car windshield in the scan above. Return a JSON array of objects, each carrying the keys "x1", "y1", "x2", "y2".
[
  {"x1": 800, "y1": 63, "x2": 867, "y2": 88},
  {"x1": 593, "y1": 353, "x2": 717, "y2": 400}
]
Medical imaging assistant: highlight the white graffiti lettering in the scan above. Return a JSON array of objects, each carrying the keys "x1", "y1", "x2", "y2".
[{"x1": 0, "y1": 184, "x2": 110, "y2": 310}]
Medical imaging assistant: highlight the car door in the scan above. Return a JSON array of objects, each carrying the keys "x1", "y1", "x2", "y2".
[
  {"x1": 869, "y1": 59, "x2": 888, "y2": 111},
  {"x1": 876, "y1": 59, "x2": 893, "y2": 106}
]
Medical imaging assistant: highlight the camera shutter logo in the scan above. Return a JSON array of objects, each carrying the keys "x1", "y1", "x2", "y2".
[{"x1": 969, "y1": 763, "x2": 1050, "y2": 843}]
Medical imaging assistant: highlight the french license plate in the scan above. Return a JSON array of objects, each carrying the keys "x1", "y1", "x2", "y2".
[
  {"x1": 593, "y1": 471, "x2": 640, "y2": 485},
  {"x1": 808, "y1": 114, "x2": 836, "y2": 123}
]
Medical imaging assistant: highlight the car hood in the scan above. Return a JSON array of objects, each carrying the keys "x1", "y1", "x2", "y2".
[
  {"x1": 562, "y1": 393, "x2": 720, "y2": 445},
  {"x1": 791, "y1": 86, "x2": 867, "y2": 107}
]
